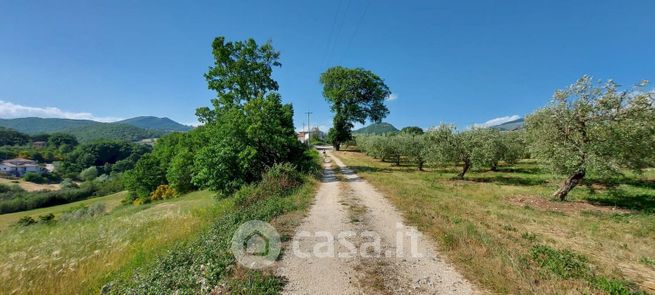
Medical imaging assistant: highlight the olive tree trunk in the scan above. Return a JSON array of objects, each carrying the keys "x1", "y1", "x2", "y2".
[
  {"x1": 458, "y1": 160, "x2": 471, "y2": 179},
  {"x1": 418, "y1": 160, "x2": 424, "y2": 171},
  {"x1": 553, "y1": 168, "x2": 585, "y2": 201}
]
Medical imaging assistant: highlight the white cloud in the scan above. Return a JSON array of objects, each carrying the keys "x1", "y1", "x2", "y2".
[
  {"x1": 0, "y1": 100, "x2": 122, "y2": 122},
  {"x1": 472, "y1": 115, "x2": 521, "y2": 128},
  {"x1": 386, "y1": 93, "x2": 398, "y2": 101}
]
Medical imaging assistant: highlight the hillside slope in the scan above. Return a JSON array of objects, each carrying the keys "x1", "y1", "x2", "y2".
[
  {"x1": 0, "y1": 117, "x2": 97, "y2": 134},
  {"x1": 65, "y1": 123, "x2": 165, "y2": 142},
  {"x1": 490, "y1": 118, "x2": 524, "y2": 131},
  {"x1": 0, "y1": 117, "x2": 177, "y2": 142},
  {"x1": 116, "y1": 116, "x2": 192, "y2": 131},
  {"x1": 353, "y1": 122, "x2": 399, "y2": 135}
]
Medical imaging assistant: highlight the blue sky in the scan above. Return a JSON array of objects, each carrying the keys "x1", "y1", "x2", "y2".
[{"x1": 1, "y1": 0, "x2": 654, "y2": 130}]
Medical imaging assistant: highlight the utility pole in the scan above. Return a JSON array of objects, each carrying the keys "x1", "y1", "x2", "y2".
[{"x1": 305, "y1": 111, "x2": 312, "y2": 146}]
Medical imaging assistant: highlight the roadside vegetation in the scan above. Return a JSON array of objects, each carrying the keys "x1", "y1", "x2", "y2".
[
  {"x1": 105, "y1": 36, "x2": 322, "y2": 293},
  {"x1": 109, "y1": 163, "x2": 319, "y2": 294}
]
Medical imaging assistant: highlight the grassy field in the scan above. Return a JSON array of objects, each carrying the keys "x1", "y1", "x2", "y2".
[
  {"x1": 0, "y1": 190, "x2": 222, "y2": 294},
  {"x1": 110, "y1": 170, "x2": 320, "y2": 294},
  {"x1": 336, "y1": 150, "x2": 655, "y2": 294},
  {"x1": 0, "y1": 191, "x2": 125, "y2": 230},
  {"x1": 0, "y1": 177, "x2": 60, "y2": 192}
]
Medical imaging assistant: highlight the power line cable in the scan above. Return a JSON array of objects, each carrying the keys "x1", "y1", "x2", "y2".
[{"x1": 339, "y1": 0, "x2": 371, "y2": 64}]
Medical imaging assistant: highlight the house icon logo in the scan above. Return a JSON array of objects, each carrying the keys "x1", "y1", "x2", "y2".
[{"x1": 231, "y1": 220, "x2": 281, "y2": 269}]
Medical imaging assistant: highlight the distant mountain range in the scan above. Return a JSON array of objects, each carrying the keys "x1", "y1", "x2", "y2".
[
  {"x1": 0, "y1": 116, "x2": 191, "y2": 143},
  {"x1": 353, "y1": 122, "x2": 399, "y2": 135},
  {"x1": 352, "y1": 117, "x2": 525, "y2": 135},
  {"x1": 489, "y1": 118, "x2": 524, "y2": 131}
]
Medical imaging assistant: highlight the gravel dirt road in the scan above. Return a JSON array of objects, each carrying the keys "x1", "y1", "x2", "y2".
[{"x1": 277, "y1": 149, "x2": 478, "y2": 294}]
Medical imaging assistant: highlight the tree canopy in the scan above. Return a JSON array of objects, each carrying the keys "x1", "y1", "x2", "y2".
[
  {"x1": 526, "y1": 76, "x2": 655, "y2": 200},
  {"x1": 196, "y1": 37, "x2": 282, "y2": 123},
  {"x1": 400, "y1": 126, "x2": 424, "y2": 135},
  {"x1": 0, "y1": 127, "x2": 30, "y2": 146},
  {"x1": 186, "y1": 37, "x2": 308, "y2": 195},
  {"x1": 320, "y1": 66, "x2": 391, "y2": 150}
]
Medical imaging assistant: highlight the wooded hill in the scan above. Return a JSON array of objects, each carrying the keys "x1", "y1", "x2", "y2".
[{"x1": 0, "y1": 117, "x2": 191, "y2": 142}]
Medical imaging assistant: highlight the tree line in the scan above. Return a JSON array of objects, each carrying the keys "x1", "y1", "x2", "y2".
[{"x1": 357, "y1": 127, "x2": 526, "y2": 175}]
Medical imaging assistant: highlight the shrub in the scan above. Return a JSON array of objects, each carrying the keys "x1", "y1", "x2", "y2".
[
  {"x1": 59, "y1": 203, "x2": 106, "y2": 221},
  {"x1": 530, "y1": 245, "x2": 590, "y2": 279},
  {"x1": 60, "y1": 178, "x2": 78, "y2": 189},
  {"x1": 17, "y1": 216, "x2": 36, "y2": 226},
  {"x1": 94, "y1": 174, "x2": 109, "y2": 183},
  {"x1": 234, "y1": 163, "x2": 303, "y2": 208},
  {"x1": 23, "y1": 172, "x2": 46, "y2": 184},
  {"x1": 149, "y1": 184, "x2": 177, "y2": 201},
  {"x1": 79, "y1": 166, "x2": 98, "y2": 181},
  {"x1": 38, "y1": 213, "x2": 55, "y2": 224},
  {"x1": 0, "y1": 184, "x2": 11, "y2": 193}
]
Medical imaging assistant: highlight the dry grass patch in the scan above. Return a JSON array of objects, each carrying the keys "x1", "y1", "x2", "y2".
[
  {"x1": 336, "y1": 150, "x2": 654, "y2": 294},
  {"x1": 507, "y1": 195, "x2": 634, "y2": 214},
  {"x1": 0, "y1": 177, "x2": 60, "y2": 192}
]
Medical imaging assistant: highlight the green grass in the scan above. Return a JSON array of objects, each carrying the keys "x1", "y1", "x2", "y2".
[
  {"x1": 0, "y1": 191, "x2": 125, "y2": 230},
  {"x1": 337, "y1": 151, "x2": 655, "y2": 294},
  {"x1": 0, "y1": 190, "x2": 221, "y2": 294},
  {"x1": 109, "y1": 174, "x2": 319, "y2": 294}
]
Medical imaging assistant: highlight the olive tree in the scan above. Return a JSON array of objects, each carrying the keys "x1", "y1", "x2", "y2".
[
  {"x1": 526, "y1": 76, "x2": 655, "y2": 200},
  {"x1": 399, "y1": 133, "x2": 427, "y2": 170},
  {"x1": 424, "y1": 125, "x2": 473, "y2": 178},
  {"x1": 425, "y1": 125, "x2": 519, "y2": 178},
  {"x1": 469, "y1": 128, "x2": 527, "y2": 171},
  {"x1": 498, "y1": 130, "x2": 527, "y2": 167}
]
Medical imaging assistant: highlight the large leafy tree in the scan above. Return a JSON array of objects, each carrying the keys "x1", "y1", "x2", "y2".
[
  {"x1": 124, "y1": 153, "x2": 167, "y2": 199},
  {"x1": 526, "y1": 76, "x2": 655, "y2": 200},
  {"x1": 192, "y1": 37, "x2": 306, "y2": 195},
  {"x1": 196, "y1": 37, "x2": 281, "y2": 123},
  {"x1": 320, "y1": 66, "x2": 391, "y2": 150},
  {"x1": 125, "y1": 130, "x2": 203, "y2": 200}
]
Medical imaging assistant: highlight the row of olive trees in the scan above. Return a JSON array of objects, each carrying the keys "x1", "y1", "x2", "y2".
[
  {"x1": 356, "y1": 76, "x2": 655, "y2": 200},
  {"x1": 357, "y1": 127, "x2": 526, "y2": 177}
]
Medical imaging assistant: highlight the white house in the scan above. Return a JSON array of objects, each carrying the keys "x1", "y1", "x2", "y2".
[
  {"x1": 0, "y1": 158, "x2": 44, "y2": 177},
  {"x1": 296, "y1": 128, "x2": 325, "y2": 144}
]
